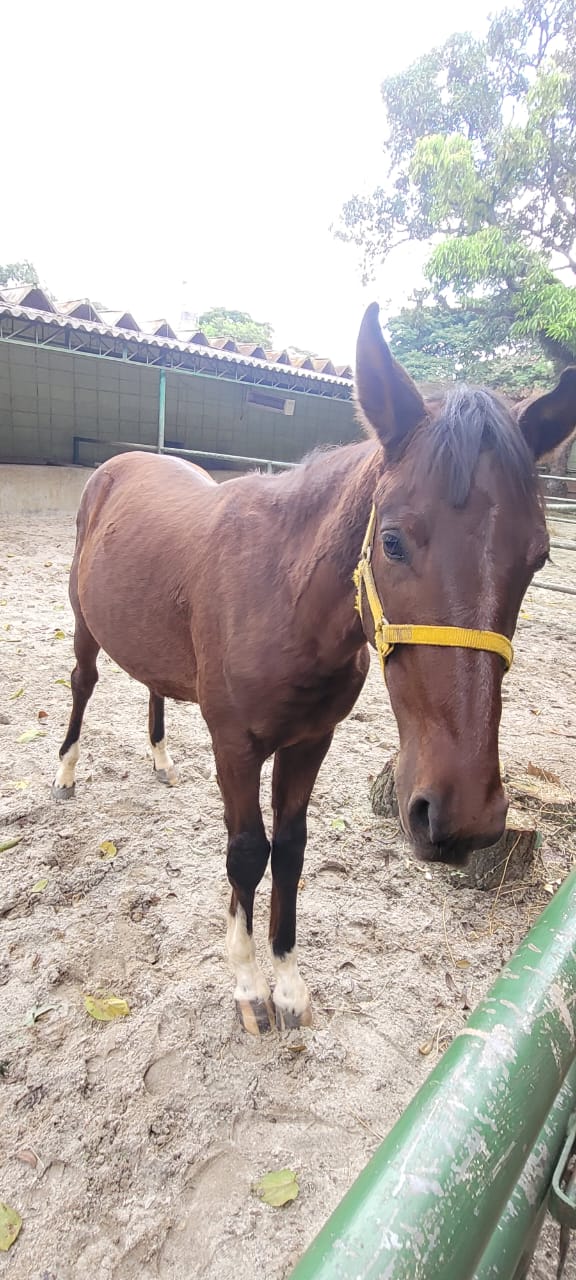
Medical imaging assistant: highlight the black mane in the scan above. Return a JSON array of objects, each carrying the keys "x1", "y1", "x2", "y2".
[{"x1": 429, "y1": 386, "x2": 537, "y2": 506}]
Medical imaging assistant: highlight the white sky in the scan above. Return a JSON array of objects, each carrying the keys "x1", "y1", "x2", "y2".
[{"x1": 3, "y1": 0, "x2": 499, "y2": 363}]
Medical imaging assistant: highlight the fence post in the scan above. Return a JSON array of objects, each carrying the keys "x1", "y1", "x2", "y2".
[{"x1": 157, "y1": 367, "x2": 167, "y2": 453}]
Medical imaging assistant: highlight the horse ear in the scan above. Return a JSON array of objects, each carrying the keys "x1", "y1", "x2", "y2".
[
  {"x1": 518, "y1": 367, "x2": 576, "y2": 460},
  {"x1": 355, "y1": 302, "x2": 425, "y2": 448}
]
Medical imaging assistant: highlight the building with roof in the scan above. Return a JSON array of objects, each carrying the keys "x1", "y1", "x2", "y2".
[{"x1": 0, "y1": 288, "x2": 359, "y2": 476}]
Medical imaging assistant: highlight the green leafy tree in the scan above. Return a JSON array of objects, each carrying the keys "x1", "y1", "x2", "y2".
[
  {"x1": 388, "y1": 295, "x2": 554, "y2": 394},
  {"x1": 336, "y1": 0, "x2": 576, "y2": 373},
  {"x1": 0, "y1": 260, "x2": 39, "y2": 288},
  {"x1": 198, "y1": 307, "x2": 274, "y2": 348}
]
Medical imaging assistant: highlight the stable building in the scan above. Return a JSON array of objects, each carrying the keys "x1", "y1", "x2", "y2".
[{"x1": 0, "y1": 289, "x2": 359, "y2": 488}]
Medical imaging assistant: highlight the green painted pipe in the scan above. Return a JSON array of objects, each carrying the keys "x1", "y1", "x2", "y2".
[
  {"x1": 157, "y1": 366, "x2": 167, "y2": 453},
  {"x1": 288, "y1": 869, "x2": 576, "y2": 1280},
  {"x1": 473, "y1": 1058, "x2": 576, "y2": 1278}
]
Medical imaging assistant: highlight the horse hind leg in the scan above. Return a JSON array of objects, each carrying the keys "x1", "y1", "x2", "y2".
[
  {"x1": 52, "y1": 615, "x2": 100, "y2": 800},
  {"x1": 148, "y1": 692, "x2": 178, "y2": 786}
]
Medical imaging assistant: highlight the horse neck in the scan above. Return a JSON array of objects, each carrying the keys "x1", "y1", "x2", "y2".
[{"x1": 277, "y1": 440, "x2": 383, "y2": 663}]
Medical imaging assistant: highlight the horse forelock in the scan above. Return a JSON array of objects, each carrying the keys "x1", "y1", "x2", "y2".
[{"x1": 424, "y1": 386, "x2": 538, "y2": 508}]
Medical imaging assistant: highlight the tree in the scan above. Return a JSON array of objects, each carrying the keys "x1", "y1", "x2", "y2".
[
  {"x1": 198, "y1": 307, "x2": 274, "y2": 348},
  {"x1": 336, "y1": 0, "x2": 576, "y2": 372},
  {"x1": 0, "y1": 260, "x2": 39, "y2": 289},
  {"x1": 388, "y1": 296, "x2": 554, "y2": 394}
]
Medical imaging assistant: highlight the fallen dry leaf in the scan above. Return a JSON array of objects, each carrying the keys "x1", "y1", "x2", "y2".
[
  {"x1": 84, "y1": 994, "x2": 130, "y2": 1022},
  {"x1": 99, "y1": 840, "x2": 117, "y2": 860},
  {"x1": 0, "y1": 1202, "x2": 22, "y2": 1252},
  {"x1": 527, "y1": 762, "x2": 561, "y2": 785},
  {"x1": 53, "y1": 629, "x2": 65, "y2": 640},
  {"x1": 253, "y1": 1169, "x2": 299, "y2": 1208},
  {"x1": 0, "y1": 838, "x2": 23, "y2": 854},
  {"x1": 24, "y1": 1003, "x2": 56, "y2": 1027},
  {"x1": 30, "y1": 879, "x2": 48, "y2": 894},
  {"x1": 10, "y1": 688, "x2": 24, "y2": 701},
  {"x1": 14, "y1": 1149, "x2": 38, "y2": 1170},
  {"x1": 18, "y1": 728, "x2": 45, "y2": 744}
]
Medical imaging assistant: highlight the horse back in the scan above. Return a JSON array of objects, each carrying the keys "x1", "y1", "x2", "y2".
[{"x1": 70, "y1": 452, "x2": 218, "y2": 700}]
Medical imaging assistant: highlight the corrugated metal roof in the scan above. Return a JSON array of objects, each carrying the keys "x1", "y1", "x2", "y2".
[
  {"x1": 2, "y1": 285, "x2": 55, "y2": 312},
  {"x1": 0, "y1": 290, "x2": 354, "y2": 385},
  {"x1": 235, "y1": 342, "x2": 268, "y2": 360},
  {"x1": 143, "y1": 319, "x2": 178, "y2": 339},
  {"x1": 0, "y1": 300, "x2": 353, "y2": 389},
  {"x1": 58, "y1": 299, "x2": 103, "y2": 323},
  {"x1": 98, "y1": 309, "x2": 140, "y2": 331}
]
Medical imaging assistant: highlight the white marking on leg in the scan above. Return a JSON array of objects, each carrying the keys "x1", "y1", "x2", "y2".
[
  {"x1": 226, "y1": 906, "x2": 271, "y2": 1004},
  {"x1": 54, "y1": 742, "x2": 80, "y2": 789},
  {"x1": 270, "y1": 948, "x2": 310, "y2": 1018},
  {"x1": 152, "y1": 737, "x2": 175, "y2": 774}
]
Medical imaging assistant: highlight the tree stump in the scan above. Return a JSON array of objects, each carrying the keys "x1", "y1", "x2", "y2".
[
  {"x1": 369, "y1": 758, "x2": 538, "y2": 889},
  {"x1": 449, "y1": 826, "x2": 538, "y2": 890},
  {"x1": 369, "y1": 756, "x2": 399, "y2": 819}
]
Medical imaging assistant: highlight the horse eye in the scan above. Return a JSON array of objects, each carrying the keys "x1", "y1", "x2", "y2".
[{"x1": 382, "y1": 531, "x2": 405, "y2": 562}]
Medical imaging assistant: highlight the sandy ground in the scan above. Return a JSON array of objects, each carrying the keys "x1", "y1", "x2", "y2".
[{"x1": 1, "y1": 513, "x2": 575, "y2": 1280}]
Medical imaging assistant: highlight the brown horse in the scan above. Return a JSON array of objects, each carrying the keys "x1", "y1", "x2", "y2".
[{"x1": 53, "y1": 304, "x2": 576, "y2": 1034}]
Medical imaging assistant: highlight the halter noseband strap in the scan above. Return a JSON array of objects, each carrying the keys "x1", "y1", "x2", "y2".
[{"x1": 353, "y1": 505, "x2": 514, "y2": 675}]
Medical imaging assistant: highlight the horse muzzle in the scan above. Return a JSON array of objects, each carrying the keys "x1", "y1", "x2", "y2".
[{"x1": 402, "y1": 787, "x2": 509, "y2": 866}]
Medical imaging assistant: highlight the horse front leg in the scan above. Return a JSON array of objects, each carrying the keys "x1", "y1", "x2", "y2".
[
  {"x1": 270, "y1": 732, "x2": 333, "y2": 1031},
  {"x1": 212, "y1": 736, "x2": 274, "y2": 1035}
]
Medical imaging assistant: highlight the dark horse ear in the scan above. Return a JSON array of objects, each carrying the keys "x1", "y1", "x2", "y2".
[
  {"x1": 518, "y1": 367, "x2": 576, "y2": 460},
  {"x1": 355, "y1": 302, "x2": 425, "y2": 449}
]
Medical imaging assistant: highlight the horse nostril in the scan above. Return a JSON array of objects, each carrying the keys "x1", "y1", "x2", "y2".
[{"x1": 408, "y1": 794, "x2": 432, "y2": 842}]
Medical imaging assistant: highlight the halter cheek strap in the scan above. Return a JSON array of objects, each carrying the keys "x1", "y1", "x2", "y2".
[{"x1": 353, "y1": 505, "x2": 514, "y2": 675}]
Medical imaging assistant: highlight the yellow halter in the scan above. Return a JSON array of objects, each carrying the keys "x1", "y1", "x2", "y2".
[{"x1": 353, "y1": 505, "x2": 513, "y2": 675}]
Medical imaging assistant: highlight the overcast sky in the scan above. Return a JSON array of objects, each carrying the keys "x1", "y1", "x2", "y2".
[{"x1": 3, "y1": 0, "x2": 500, "y2": 362}]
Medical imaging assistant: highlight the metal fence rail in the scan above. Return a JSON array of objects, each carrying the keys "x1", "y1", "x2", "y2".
[
  {"x1": 288, "y1": 870, "x2": 576, "y2": 1280},
  {"x1": 72, "y1": 434, "x2": 297, "y2": 473}
]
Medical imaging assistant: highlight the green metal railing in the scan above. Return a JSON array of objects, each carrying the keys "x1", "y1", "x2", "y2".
[
  {"x1": 289, "y1": 869, "x2": 576, "y2": 1280},
  {"x1": 72, "y1": 434, "x2": 297, "y2": 473}
]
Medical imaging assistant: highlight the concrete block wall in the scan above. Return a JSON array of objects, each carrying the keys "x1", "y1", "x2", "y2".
[
  {"x1": 0, "y1": 342, "x2": 360, "y2": 468},
  {"x1": 0, "y1": 343, "x2": 160, "y2": 464}
]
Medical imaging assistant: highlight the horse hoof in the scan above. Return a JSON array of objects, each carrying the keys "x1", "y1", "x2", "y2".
[
  {"x1": 274, "y1": 1002, "x2": 313, "y2": 1032},
  {"x1": 235, "y1": 996, "x2": 275, "y2": 1036},
  {"x1": 52, "y1": 779, "x2": 76, "y2": 800},
  {"x1": 154, "y1": 766, "x2": 179, "y2": 787},
  {"x1": 51, "y1": 781, "x2": 75, "y2": 801}
]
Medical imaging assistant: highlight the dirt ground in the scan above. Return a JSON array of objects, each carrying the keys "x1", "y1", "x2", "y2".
[{"x1": 1, "y1": 512, "x2": 575, "y2": 1280}]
